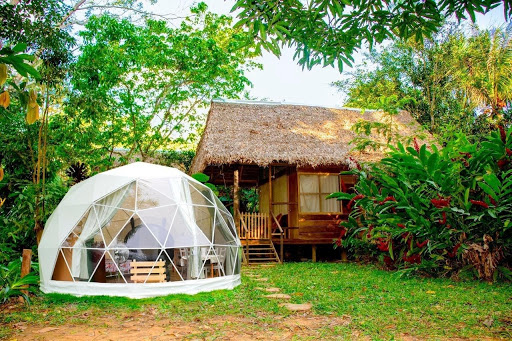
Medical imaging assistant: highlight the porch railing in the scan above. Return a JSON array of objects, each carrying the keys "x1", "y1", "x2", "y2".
[{"x1": 239, "y1": 212, "x2": 270, "y2": 240}]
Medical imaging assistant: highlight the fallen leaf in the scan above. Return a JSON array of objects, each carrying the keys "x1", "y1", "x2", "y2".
[
  {"x1": 483, "y1": 317, "x2": 494, "y2": 328},
  {"x1": 36, "y1": 327, "x2": 59, "y2": 333},
  {"x1": 426, "y1": 290, "x2": 436, "y2": 294}
]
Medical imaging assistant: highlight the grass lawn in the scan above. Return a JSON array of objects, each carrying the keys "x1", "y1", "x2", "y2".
[{"x1": 1, "y1": 262, "x2": 511, "y2": 340}]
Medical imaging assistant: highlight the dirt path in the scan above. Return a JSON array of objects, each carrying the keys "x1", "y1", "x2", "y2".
[{"x1": 7, "y1": 313, "x2": 351, "y2": 340}]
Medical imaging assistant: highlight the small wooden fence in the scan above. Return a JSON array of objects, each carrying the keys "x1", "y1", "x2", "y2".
[{"x1": 239, "y1": 212, "x2": 270, "y2": 240}]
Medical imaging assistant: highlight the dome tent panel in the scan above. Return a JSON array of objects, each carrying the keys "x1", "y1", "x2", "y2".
[
  {"x1": 138, "y1": 177, "x2": 182, "y2": 202},
  {"x1": 123, "y1": 214, "x2": 164, "y2": 249},
  {"x1": 190, "y1": 205, "x2": 215, "y2": 242},
  {"x1": 95, "y1": 182, "x2": 136, "y2": 211},
  {"x1": 136, "y1": 205, "x2": 179, "y2": 247},
  {"x1": 187, "y1": 180, "x2": 216, "y2": 207},
  {"x1": 98, "y1": 208, "x2": 134, "y2": 247},
  {"x1": 61, "y1": 207, "x2": 93, "y2": 248},
  {"x1": 39, "y1": 162, "x2": 241, "y2": 298},
  {"x1": 213, "y1": 210, "x2": 237, "y2": 246},
  {"x1": 52, "y1": 249, "x2": 74, "y2": 282},
  {"x1": 136, "y1": 181, "x2": 177, "y2": 209},
  {"x1": 218, "y1": 209, "x2": 238, "y2": 240},
  {"x1": 164, "y1": 204, "x2": 211, "y2": 248}
]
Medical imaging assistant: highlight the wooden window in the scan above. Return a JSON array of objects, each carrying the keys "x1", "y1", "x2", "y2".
[{"x1": 299, "y1": 174, "x2": 342, "y2": 213}]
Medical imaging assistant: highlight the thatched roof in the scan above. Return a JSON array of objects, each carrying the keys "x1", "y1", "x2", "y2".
[{"x1": 190, "y1": 100, "x2": 428, "y2": 173}]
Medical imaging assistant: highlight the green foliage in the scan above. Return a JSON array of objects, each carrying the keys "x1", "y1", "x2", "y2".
[
  {"x1": 336, "y1": 25, "x2": 512, "y2": 141},
  {"x1": 0, "y1": 258, "x2": 39, "y2": 304},
  {"x1": 56, "y1": 6, "x2": 257, "y2": 171},
  {"x1": 349, "y1": 95, "x2": 419, "y2": 152},
  {"x1": 0, "y1": 178, "x2": 68, "y2": 261},
  {"x1": 332, "y1": 126, "x2": 512, "y2": 279},
  {"x1": 160, "y1": 150, "x2": 195, "y2": 172},
  {"x1": 232, "y1": 0, "x2": 509, "y2": 71},
  {"x1": 191, "y1": 172, "x2": 210, "y2": 183},
  {"x1": 0, "y1": 43, "x2": 40, "y2": 80}
]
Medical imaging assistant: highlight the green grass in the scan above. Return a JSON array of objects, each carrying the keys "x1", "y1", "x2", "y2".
[{"x1": 1, "y1": 262, "x2": 511, "y2": 339}]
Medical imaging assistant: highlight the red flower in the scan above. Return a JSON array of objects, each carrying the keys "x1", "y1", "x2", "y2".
[
  {"x1": 335, "y1": 238, "x2": 342, "y2": 247},
  {"x1": 488, "y1": 195, "x2": 497, "y2": 206},
  {"x1": 470, "y1": 200, "x2": 489, "y2": 209},
  {"x1": 403, "y1": 253, "x2": 421, "y2": 264},
  {"x1": 447, "y1": 243, "x2": 461, "y2": 258},
  {"x1": 376, "y1": 238, "x2": 389, "y2": 251},
  {"x1": 383, "y1": 256, "x2": 394, "y2": 266},
  {"x1": 366, "y1": 225, "x2": 374, "y2": 239},
  {"x1": 413, "y1": 137, "x2": 420, "y2": 153},
  {"x1": 347, "y1": 194, "x2": 364, "y2": 212},
  {"x1": 438, "y1": 211, "x2": 447, "y2": 225},
  {"x1": 498, "y1": 159, "x2": 509, "y2": 169},
  {"x1": 507, "y1": 148, "x2": 512, "y2": 157},
  {"x1": 416, "y1": 240, "x2": 429, "y2": 248},
  {"x1": 499, "y1": 125, "x2": 507, "y2": 143},
  {"x1": 459, "y1": 152, "x2": 472, "y2": 159},
  {"x1": 379, "y1": 196, "x2": 397, "y2": 205},
  {"x1": 401, "y1": 232, "x2": 411, "y2": 240},
  {"x1": 349, "y1": 157, "x2": 362, "y2": 171},
  {"x1": 431, "y1": 196, "x2": 451, "y2": 209},
  {"x1": 339, "y1": 226, "x2": 347, "y2": 239},
  {"x1": 340, "y1": 178, "x2": 347, "y2": 192}
]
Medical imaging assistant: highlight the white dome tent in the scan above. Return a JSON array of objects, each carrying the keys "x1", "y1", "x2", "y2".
[{"x1": 39, "y1": 162, "x2": 241, "y2": 298}]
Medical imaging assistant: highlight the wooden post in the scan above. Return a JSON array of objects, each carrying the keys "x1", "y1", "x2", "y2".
[
  {"x1": 341, "y1": 248, "x2": 348, "y2": 262},
  {"x1": 268, "y1": 165, "x2": 272, "y2": 217},
  {"x1": 20, "y1": 249, "x2": 32, "y2": 300},
  {"x1": 233, "y1": 169, "x2": 240, "y2": 234},
  {"x1": 312, "y1": 245, "x2": 317, "y2": 263}
]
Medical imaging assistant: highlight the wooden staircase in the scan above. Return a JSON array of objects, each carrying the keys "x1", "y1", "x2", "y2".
[
  {"x1": 246, "y1": 240, "x2": 280, "y2": 264},
  {"x1": 238, "y1": 211, "x2": 282, "y2": 264}
]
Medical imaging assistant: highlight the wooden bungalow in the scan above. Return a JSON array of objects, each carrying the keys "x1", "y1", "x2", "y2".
[{"x1": 190, "y1": 100, "x2": 425, "y2": 263}]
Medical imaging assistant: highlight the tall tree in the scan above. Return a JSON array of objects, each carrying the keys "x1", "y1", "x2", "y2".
[
  {"x1": 454, "y1": 26, "x2": 512, "y2": 119},
  {"x1": 334, "y1": 24, "x2": 512, "y2": 140},
  {"x1": 0, "y1": 0, "x2": 74, "y2": 245},
  {"x1": 54, "y1": 4, "x2": 257, "y2": 171}
]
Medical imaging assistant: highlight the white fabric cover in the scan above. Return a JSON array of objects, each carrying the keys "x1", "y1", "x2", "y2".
[
  {"x1": 39, "y1": 162, "x2": 241, "y2": 297},
  {"x1": 40, "y1": 275, "x2": 241, "y2": 299}
]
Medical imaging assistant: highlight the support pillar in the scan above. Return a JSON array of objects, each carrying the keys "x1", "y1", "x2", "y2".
[
  {"x1": 312, "y1": 245, "x2": 317, "y2": 263},
  {"x1": 233, "y1": 169, "x2": 240, "y2": 233},
  {"x1": 341, "y1": 248, "x2": 348, "y2": 262}
]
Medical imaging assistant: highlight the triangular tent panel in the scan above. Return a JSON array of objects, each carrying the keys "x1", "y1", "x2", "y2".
[{"x1": 39, "y1": 162, "x2": 241, "y2": 298}]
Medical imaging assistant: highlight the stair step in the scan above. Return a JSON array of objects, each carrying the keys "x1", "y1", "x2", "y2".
[
  {"x1": 248, "y1": 253, "x2": 275, "y2": 256},
  {"x1": 249, "y1": 258, "x2": 278, "y2": 262}
]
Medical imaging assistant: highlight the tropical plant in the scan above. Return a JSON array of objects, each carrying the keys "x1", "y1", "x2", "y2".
[
  {"x1": 0, "y1": 259, "x2": 39, "y2": 305},
  {"x1": 329, "y1": 126, "x2": 512, "y2": 280},
  {"x1": 453, "y1": 27, "x2": 512, "y2": 119}
]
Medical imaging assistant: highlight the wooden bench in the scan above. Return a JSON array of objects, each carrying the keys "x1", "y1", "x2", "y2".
[{"x1": 130, "y1": 259, "x2": 166, "y2": 283}]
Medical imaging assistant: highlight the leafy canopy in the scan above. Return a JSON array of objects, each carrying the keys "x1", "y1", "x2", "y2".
[
  {"x1": 232, "y1": 0, "x2": 510, "y2": 71},
  {"x1": 53, "y1": 5, "x2": 257, "y2": 171}
]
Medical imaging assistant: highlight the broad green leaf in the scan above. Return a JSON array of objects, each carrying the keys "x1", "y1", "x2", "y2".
[{"x1": 191, "y1": 172, "x2": 210, "y2": 183}]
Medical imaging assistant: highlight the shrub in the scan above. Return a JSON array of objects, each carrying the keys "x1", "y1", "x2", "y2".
[
  {"x1": 0, "y1": 258, "x2": 39, "y2": 304},
  {"x1": 330, "y1": 127, "x2": 512, "y2": 280}
]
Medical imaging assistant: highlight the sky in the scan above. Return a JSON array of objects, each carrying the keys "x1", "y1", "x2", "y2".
[{"x1": 160, "y1": 1, "x2": 508, "y2": 108}]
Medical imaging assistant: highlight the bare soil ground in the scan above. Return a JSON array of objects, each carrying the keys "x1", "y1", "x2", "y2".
[{"x1": 5, "y1": 309, "x2": 352, "y2": 340}]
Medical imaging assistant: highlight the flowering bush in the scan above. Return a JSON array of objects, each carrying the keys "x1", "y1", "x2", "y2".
[{"x1": 330, "y1": 127, "x2": 512, "y2": 280}]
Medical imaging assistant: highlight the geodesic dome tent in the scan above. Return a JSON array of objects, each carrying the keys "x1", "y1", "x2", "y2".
[{"x1": 39, "y1": 162, "x2": 241, "y2": 298}]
